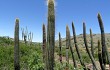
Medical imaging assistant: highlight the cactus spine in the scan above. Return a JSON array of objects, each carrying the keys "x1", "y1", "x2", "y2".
[
  {"x1": 72, "y1": 22, "x2": 87, "y2": 70},
  {"x1": 98, "y1": 40, "x2": 105, "y2": 70},
  {"x1": 83, "y1": 22, "x2": 98, "y2": 70},
  {"x1": 47, "y1": 0, "x2": 55, "y2": 69},
  {"x1": 14, "y1": 18, "x2": 20, "y2": 70},
  {"x1": 59, "y1": 32, "x2": 62, "y2": 63},
  {"x1": 97, "y1": 13, "x2": 110, "y2": 68},
  {"x1": 66, "y1": 25, "x2": 77, "y2": 68}
]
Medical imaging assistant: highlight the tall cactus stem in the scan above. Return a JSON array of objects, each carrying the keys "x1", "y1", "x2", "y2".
[
  {"x1": 42, "y1": 24, "x2": 48, "y2": 70},
  {"x1": 98, "y1": 40, "x2": 105, "y2": 70},
  {"x1": 90, "y1": 29, "x2": 94, "y2": 57},
  {"x1": 97, "y1": 13, "x2": 110, "y2": 68},
  {"x1": 72, "y1": 22, "x2": 87, "y2": 70},
  {"x1": 83, "y1": 22, "x2": 98, "y2": 70},
  {"x1": 59, "y1": 32, "x2": 62, "y2": 63},
  {"x1": 66, "y1": 25, "x2": 77, "y2": 68},
  {"x1": 14, "y1": 18, "x2": 20, "y2": 70},
  {"x1": 47, "y1": 0, "x2": 55, "y2": 69},
  {"x1": 90, "y1": 28, "x2": 95, "y2": 70}
]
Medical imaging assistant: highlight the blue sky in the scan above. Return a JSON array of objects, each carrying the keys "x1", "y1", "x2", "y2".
[{"x1": 0, "y1": 0, "x2": 110, "y2": 42}]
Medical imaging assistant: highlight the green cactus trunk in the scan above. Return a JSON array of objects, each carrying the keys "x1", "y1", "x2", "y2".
[
  {"x1": 14, "y1": 18, "x2": 20, "y2": 70},
  {"x1": 28, "y1": 32, "x2": 33, "y2": 46},
  {"x1": 72, "y1": 22, "x2": 87, "y2": 70},
  {"x1": 59, "y1": 32, "x2": 62, "y2": 63},
  {"x1": 83, "y1": 22, "x2": 98, "y2": 70},
  {"x1": 90, "y1": 29, "x2": 94, "y2": 57},
  {"x1": 42, "y1": 24, "x2": 48, "y2": 70},
  {"x1": 90, "y1": 29, "x2": 95, "y2": 70},
  {"x1": 97, "y1": 13, "x2": 110, "y2": 68},
  {"x1": 66, "y1": 25, "x2": 77, "y2": 68},
  {"x1": 66, "y1": 25, "x2": 69, "y2": 70},
  {"x1": 21, "y1": 28, "x2": 24, "y2": 41},
  {"x1": 47, "y1": 0, "x2": 55, "y2": 70},
  {"x1": 98, "y1": 40, "x2": 105, "y2": 70},
  {"x1": 21, "y1": 27, "x2": 28, "y2": 45}
]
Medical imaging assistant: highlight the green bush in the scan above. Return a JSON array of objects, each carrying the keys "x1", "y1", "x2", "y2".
[{"x1": 0, "y1": 43, "x2": 44, "y2": 70}]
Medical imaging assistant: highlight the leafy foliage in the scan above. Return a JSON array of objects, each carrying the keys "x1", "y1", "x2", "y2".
[{"x1": 0, "y1": 41, "x2": 44, "y2": 70}]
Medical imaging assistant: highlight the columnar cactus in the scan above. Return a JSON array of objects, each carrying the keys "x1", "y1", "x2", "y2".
[
  {"x1": 21, "y1": 28, "x2": 24, "y2": 41},
  {"x1": 14, "y1": 18, "x2": 20, "y2": 70},
  {"x1": 97, "y1": 13, "x2": 110, "y2": 68},
  {"x1": 98, "y1": 40, "x2": 105, "y2": 70},
  {"x1": 59, "y1": 32, "x2": 62, "y2": 63},
  {"x1": 42, "y1": 24, "x2": 48, "y2": 70},
  {"x1": 21, "y1": 27, "x2": 28, "y2": 44},
  {"x1": 66, "y1": 25, "x2": 77, "y2": 68},
  {"x1": 28, "y1": 32, "x2": 33, "y2": 45},
  {"x1": 66, "y1": 25, "x2": 69, "y2": 70},
  {"x1": 24, "y1": 27, "x2": 28, "y2": 44},
  {"x1": 47, "y1": 0, "x2": 55, "y2": 69},
  {"x1": 72, "y1": 22, "x2": 87, "y2": 70},
  {"x1": 90, "y1": 29, "x2": 94, "y2": 57},
  {"x1": 90, "y1": 29, "x2": 95, "y2": 70},
  {"x1": 83, "y1": 22, "x2": 98, "y2": 70}
]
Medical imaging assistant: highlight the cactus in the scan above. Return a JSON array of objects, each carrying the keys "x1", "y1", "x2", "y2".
[
  {"x1": 14, "y1": 18, "x2": 20, "y2": 70},
  {"x1": 90, "y1": 28, "x2": 95, "y2": 70},
  {"x1": 21, "y1": 27, "x2": 28, "y2": 44},
  {"x1": 66, "y1": 25, "x2": 69, "y2": 70},
  {"x1": 97, "y1": 13, "x2": 110, "y2": 68},
  {"x1": 98, "y1": 40, "x2": 105, "y2": 70},
  {"x1": 90, "y1": 29, "x2": 94, "y2": 57},
  {"x1": 28, "y1": 32, "x2": 33, "y2": 45},
  {"x1": 21, "y1": 28, "x2": 24, "y2": 41},
  {"x1": 59, "y1": 32, "x2": 62, "y2": 63},
  {"x1": 83, "y1": 22, "x2": 98, "y2": 70},
  {"x1": 72, "y1": 22, "x2": 87, "y2": 70},
  {"x1": 66, "y1": 25, "x2": 77, "y2": 68},
  {"x1": 42, "y1": 24, "x2": 48, "y2": 70},
  {"x1": 47, "y1": 0, "x2": 55, "y2": 69}
]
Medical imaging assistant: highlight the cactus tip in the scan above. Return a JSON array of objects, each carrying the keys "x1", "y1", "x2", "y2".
[
  {"x1": 83, "y1": 22, "x2": 85, "y2": 26},
  {"x1": 97, "y1": 13, "x2": 101, "y2": 18},
  {"x1": 16, "y1": 18, "x2": 19, "y2": 23},
  {"x1": 66, "y1": 25, "x2": 69, "y2": 29},
  {"x1": 47, "y1": 0, "x2": 55, "y2": 6},
  {"x1": 59, "y1": 32, "x2": 60, "y2": 35}
]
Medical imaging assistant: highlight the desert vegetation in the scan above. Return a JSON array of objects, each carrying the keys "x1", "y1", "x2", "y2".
[{"x1": 0, "y1": 0, "x2": 110, "y2": 70}]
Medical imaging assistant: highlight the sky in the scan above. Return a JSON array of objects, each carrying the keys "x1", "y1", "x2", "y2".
[{"x1": 0, "y1": 0, "x2": 110, "y2": 42}]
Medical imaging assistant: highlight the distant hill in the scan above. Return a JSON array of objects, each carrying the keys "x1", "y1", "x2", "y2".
[{"x1": 55, "y1": 33, "x2": 110, "y2": 48}]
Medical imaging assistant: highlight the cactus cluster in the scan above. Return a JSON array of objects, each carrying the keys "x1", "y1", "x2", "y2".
[
  {"x1": 12, "y1": 1, "x2": 110, "y2": 70},
  {"x1": 72, "y1": 22, "x2": 87, "y2": 70},
  {"x1": 21, "y1": 27, "x2": 28, "y2": 44},
  {"x1": 42, "y1": 0, "x2": 55, "y2": 70},
  {"x1": 21, "y1": 27, "x2": 33, "y2": 45},
  {"x1": 83, "y1": 22, "x2": 99, "y2": 70}
]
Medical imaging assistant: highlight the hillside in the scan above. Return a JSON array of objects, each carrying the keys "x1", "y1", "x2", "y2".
[{"x1": 55, "y1": 33, "x2": 110, "y2": 48}]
